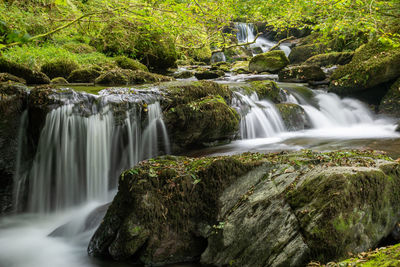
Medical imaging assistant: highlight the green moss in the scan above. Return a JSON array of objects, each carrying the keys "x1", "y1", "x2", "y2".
[
  {"x1": 231, "y1": 61, "x2": 250, "y2": 74},
  {"x1": 379, "y1": 78, "x2": 400, "y2": 117},
  {"x1": 288, "y1": 43, "x2": 328, "y2": 64},
  {"x1": 40, "y1": 59, "x2": 80, "y2": 79},
  {"x1": 0, "y1": 57, "x2": 50, "y2": 85},
  {"x1": 305, "y1": 51, "x2": 354, "y2": 67},
  {"x1": 248, "y1": 80, "x2": 281, "y2": 103},
  {"x1": 336, "y1": 243, "x2": 400, "y2": 266},
  {"x1": 62, "y1": 43, "x2": 97, "y2": 54},
  {"x1": 50, "y1": 77, "x2": 68, "y2": 85},
  {"x1": 249, "y1": 50, "x2": 289, "y2": 73},
  {"x1": 278, "y1": 65, "x2": 326, "y2": 82},
  {"x1": 330, "y1": 42, "x2": 400, "y2": 92},
  {"x1": 115, "y1": 56, "x2": 149, "y2": 72},
  {"x1": 95, "y1": 69, "x2": 173, "y2": 86},
  {"x1": 57, "y1": 85, "x2": 108, "y2": 95}
]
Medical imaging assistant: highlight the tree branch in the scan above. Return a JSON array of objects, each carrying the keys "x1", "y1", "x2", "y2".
[{"x1": 268, "y1": 36, "x2": 295, "y2": 51}]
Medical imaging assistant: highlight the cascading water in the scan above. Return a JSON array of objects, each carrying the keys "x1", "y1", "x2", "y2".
[
  {"x1": 233, "y1": 92, "x2": 285, "y2": 139},
  {"x1": 235, "y1": 22, "x2": 291, "y2": 56}
]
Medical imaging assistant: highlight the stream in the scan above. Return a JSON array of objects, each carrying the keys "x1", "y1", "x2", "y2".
[{"x1": 0, "y1": 23, "x2": 399, "y2": 267}]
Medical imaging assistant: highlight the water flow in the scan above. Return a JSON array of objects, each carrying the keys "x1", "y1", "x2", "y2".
[
  {"x1": 233, "y1": 92, "x2": 286, "y2": 139},
  {"x1": 14, "y1": 99, "x2": 170, "y2": 214},
  {"x1": 235, "y1": 22, "x2": 291, "y2": 56}
]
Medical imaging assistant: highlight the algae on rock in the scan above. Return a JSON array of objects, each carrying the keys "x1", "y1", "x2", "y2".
[{"x1": 249, "y1": 50, "x2": 289, "y2": 73}]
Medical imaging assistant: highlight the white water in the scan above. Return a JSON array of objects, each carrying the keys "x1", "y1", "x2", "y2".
[{"x1": 236, "y1": 22, "x2": 291, "y2": 56}]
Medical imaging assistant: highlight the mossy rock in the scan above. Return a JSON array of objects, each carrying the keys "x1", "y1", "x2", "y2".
[
  {"x1": 248, "y1": 80, "x2": 282, "y2": 103},
  {"x1": 379, "y1": 78, "x2": 400, "y2": 117},
  {"x1": 187, "y1": 46, "x2": 212, "y2": 64},
  {"x1": 194, "y1": 69, "x2": 225, "y2": 80},
  {"x1": 249, "y1": 50, "x2": 289, "y2": 73},
  {"x1": 305, "y1": 51, "x2": 354, "y2": 67},
  {"x1": 211, "y1": 62, "x2": 231, "y2": 72},
  {"x1": 0, "y1": 58, "x2": 50, "y2": 85},
  {"x1": 95, "y1": 69, "x2": 173, "y2": 86},
  {"x1": 0, "y1": 73, "x2": 26, "y2": 84},
  {"x1": 40, "y1": 59, "x2": 80, "y2": 79},
  {"x1": 278, "y1": 64, "x2": 326, "y2": 83},
  {"x1": 276, "y1": 103, "x2": 309, "y2": 130},
  {"x1": 288, "y1": 43, "x2": 328, "y2": 64},
  {"x1": 88, "y1": 150, "x2": 400, "y2": 266},
  {"x1": 231, "y1": 61, "x2": 250, "y2": 74},
  {"x1": 330, "y1": 42, "x2": 400, "y2": 96},
  {"x1": 224, "y1": 46, "x2": 252, "y2": 61},
  {"x1": 115, "y1": 56, "x2": 149, "y2": 72},
  {"x1": 62, "y1": 43, "x2": 97, "y2": 54},
  {"x1": 50, "y1": 77, "x2": 69, "y2": 85},
  {"x1": 164, "y1": 96, "x2": 240, "y2": 148},
  {"x1": 68, "y1": 68, "x2": 101, "y2": 83},
  {"x1": 173, "y1": 70, "x2": 194, "y2": 79}
]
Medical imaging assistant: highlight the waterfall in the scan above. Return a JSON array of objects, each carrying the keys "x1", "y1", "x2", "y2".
[
  {"x1": 233, "y1": 92, "x2": 286, "y2": 139},
  {"x1": 14, "y1": 96, "x2": 170, "y2": 214},
  {"x1": 235, "y1": 22, "x2": 291, "y2": 56}
]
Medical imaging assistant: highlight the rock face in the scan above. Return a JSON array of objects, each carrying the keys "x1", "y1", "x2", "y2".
[
  {"x1": 249, "y1": 50, "x2": 289, "y2": 73},
  {"x1": 160, "y1": 81, "x2": 239, "y2": 149},
  {"x1": 329, "y1": 42, "x2": 400, "y2": 102},
  {"x1": 0, "y1": 58, "x2": 50, "y2": 85},
  {"x1": 379, "y1": 78, "x2": 400, "y2": 117},
  {"x1": 0, "y1": 82, "x2": 28, "y2": 214},
  {"x1": 278, "y1": 65, "x2": 326, "y2": 83},
  {"x1": 88, "y1": 150, "x2": 400, "y2": 267}
]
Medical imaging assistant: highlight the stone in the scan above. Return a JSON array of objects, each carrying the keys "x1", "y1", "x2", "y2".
[
  {"x1": 288, "y1": 43, "x2": 327, "y2": 64},
  {"x1": 50, "y1": 77, "x2": 69, "y2": 85},
  {"x1": 278, "y1": 65, "x2": 326, "y2": 83},
  {"x1": 249, "y1": 50, "x2": 289, "y2": 73},
  {"x1": 68, "y1": 68, "x2": 101, "y2": 83},
  {"x1": 115, "y1": 56, "x2": 149, "y2": 72},
  {"x1": 0, "y1": 73, "x2": 26, "y2": 84},
  {"x1": 305, "y1": 52, "x2": 354, "y2": 67},
  {"x1": 230, "y1": 61, "x2": 250, "y2": 74},
  {"x1": 0, "y1": 58, "x2": 50, "y2": 85},
  {"x1": 276, "y1": 103, "x2": 310, "y2": 130},
  {"x1": 40, "y1": 59, "x2": 80, "y2": 79},
  {"x1": 194, "y1": 69, "x2": 225, "y2": 80},
  {"x1": 379, "y1": 78, "x2": 400, "y2": 117},
  {"x1": 95, "y1": 69, "x2": 173, "y2": 86}
]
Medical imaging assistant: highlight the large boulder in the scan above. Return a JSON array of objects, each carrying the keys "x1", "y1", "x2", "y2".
[
  {"x1": 0, "y1": 58, "x2": 50, "y2": 85},
  {"x1": 379, "y1": 78, "x2": 400, "y2": 117},
  {"x1": 40, "y1": 59, "x2": 80, "y2": 79},
  {"x1": 0, "y1": 82, "x2": 28, "y2": 214},
  {"x1": 329, "y1": 42, "x2": 400, "y2": 103},
  {"x1": 304, "y1": 51, "x2": 354, "y2": 67},
  {"x1": 278, "y1": 65, "x2": 326, "y2": 83},
  {"x1": 88, "y1": 150, "x2": 400, "y2": 266},
  {"x1": 248, "y1": 80, "x2": 283, "y2": 103},
  {"x1": 230, "y1": 61, "x2": 250, "y2": 74},
  {"x1": 288, "y1": 43, "x2": 327, "y2": 64},
  {"x1": 115, "y1": 56, "x2": 149, "y2": 72},
  {"x1": 194, "y1": 69, "x2": 225, "y2": 80},
  {"x1": 95, "y1": 69, "x2": 173, "y2": 86},
  {"x1": 249, "y1": 50, "x2": 289, "y2": 73},
  {"x1": 68, "y1": 68, "x2": 101, "y2": 83},
  {"x1": 160, "y1": 81, "x2": 238, "y2": 149},
  {"x1": 276, "y1": 103, "x2": 309, "y2": 130}
]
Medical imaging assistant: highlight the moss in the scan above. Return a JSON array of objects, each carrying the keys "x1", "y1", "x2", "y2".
[
  {"x1": 330, "y1": 42, "x2": 400, "y2": 93},
  {"x1": 0, "y1": 73, "x2": 25, "y2": 84},
  {"x1": 115, "y1": 56, "x2": 149, "y2": 72},
  {"x1": 67, "y1": 68, "x2": 101, "y2": 83},
  {"x1": 194, "y1": 68, "x2": 225, "y2": 80},
  {"x1": 40, "y1": 59, "x2": 80, "y2": 79},
  {"x1": 164, "y1": 95, "x2": 240, "y2": 147},
  {"x1": 211, "y1": 62, "x2": 231, "y2": 72},
  {"x1": 95, "y1": 69, "x2": 173, "y2": 86},
  {"x1": 305, "y1": 51, "x2": 354, "y2": 67},
  {"x1": 50, "y1": 77, "x2": 68, "y2": 85},
  {"x1": 379, "y1": 78, "x2": 400, "y2": 117},
  {"x1": 278, "y1": 65, "x2": 326, "y2": 82},
  {"x1": 276, "y1": 103, "x2": 308, "y2": 130},
  {"x1": 62, "y1": 42, "x2": 96, "y2": 54},
  {"x1": 288, "y1": 43, "x2": 328, "y2": 64},
  {"x1": 173, "y1": 71, "x2": 193, "y2": 79},
  {"x1": 248, "y1": 80, "x2": 282, "y2": 103},
  {"x1": 57, "y1": 85, "x2": 108, "y2": 95},
  {"x1": 0, "y1": 57, "x2": 50, "y2": 85},
  {"x1": 249, "y1": 50, "x2": 290, "y2": 73},
  {"x1": 231, "y1": 61, "x2": 250, "y2": 74},
  {"x1": 187, "y1": 46, "x2": 212, "y2": 64}
]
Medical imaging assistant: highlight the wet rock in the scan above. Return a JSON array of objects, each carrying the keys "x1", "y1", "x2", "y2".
[
  {"x1": 278, "y1": 65, "x2": 326, "y2": 83},
  {"x1": 379, "y1": 78, "x2": 400, "y2": 117},
  {"x1": 51, "y1": 77, "x2": 69, "y2": 85},
  {"x1": 210, "y1": 62, "x2": 231, "y2": 73},
  {"x1": 0, "y1": 82, "x2": 28, "y2": 214},
  {"x1": 211, "y1": 52, "x2": 226, "y2": 63},
  {"x1": 194, "y1": 69, "x2": 225, "y2": 80},
  {"x1": 248, "y1": 80, "x2": 283, "y2": 103},
  {"x1": 88, "y1": 150, "x2": 400, "y2": 266},
  {"x1": 40, "y1": 59, "x2": 80, "y2": 79},
  {"x1": 0, "y1": 58, "x2": 50, "y2": 85},
  {"x1": 249, "y1": 50, "x2": 289, "y2": 73},
  {"x1": 68, "y1": 68, "x2": 101, "y2": 83},
  {"x1": 305, "y1": 51, "x2": 354, "y2": 67},
  {"x1": 276, "y1": 103, "x2": 309, "y2": 130},
  {"x1": 0, "y1": 73, "x2": 26, "y2": 84}
]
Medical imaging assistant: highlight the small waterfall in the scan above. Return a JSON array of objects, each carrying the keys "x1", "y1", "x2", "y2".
[
  {"x1": 233, "y1": 92, "x2": 286, "y2": 139},
  {"x1": 235, "y1": 22, "x2": 291, "y2": 56},
  {"x1": 14, "y1": 97, "x2": 170, "y2": 214}
]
